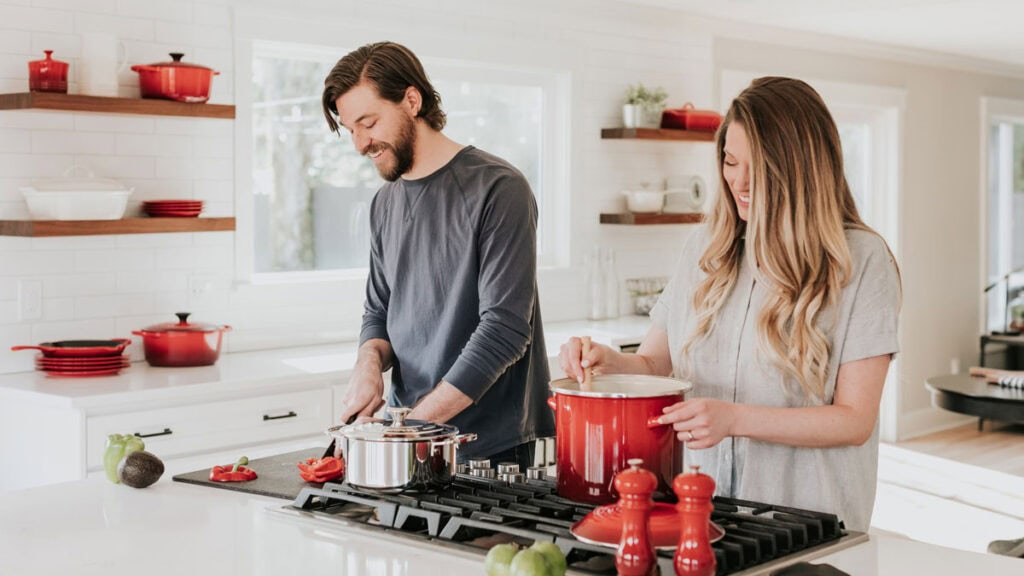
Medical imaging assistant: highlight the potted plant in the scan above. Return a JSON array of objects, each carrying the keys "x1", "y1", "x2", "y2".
[{"x1": 622, "y1": 83, "x2": 668, "y2": 129}]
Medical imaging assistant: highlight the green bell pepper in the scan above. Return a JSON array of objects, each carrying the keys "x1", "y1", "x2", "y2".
[{"x1": 104, "y1": 433, "x2": 146, "y2": 484}]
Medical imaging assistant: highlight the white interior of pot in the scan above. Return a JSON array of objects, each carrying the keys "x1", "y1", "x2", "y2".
[{"x1": 550, "y1": 374, "x2": 692, "y2": 397}]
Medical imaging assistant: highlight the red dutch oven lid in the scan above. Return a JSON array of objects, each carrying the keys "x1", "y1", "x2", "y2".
[
  {"x1": 570, "y1": 502, "x2": 724, "y2": 549},
  {"x1": 138, "y1": 312, "x2": 227, "y2": 334},
  {"x1": 550, "y1": 374, "x2": 692, "y2": 398},
  {"x1": 139, "y1": 53, "x2": 215, "y2": 71}
]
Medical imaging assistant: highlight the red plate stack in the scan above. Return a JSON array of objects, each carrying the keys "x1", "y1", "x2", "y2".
[
  {"x1": 11, "y1": 338, "x2": 132, "y2": 377},
  {"x1": 35, "y1": 353, "x2": 130, "y2": 377},
  {"x1": 143, "y1": 199, "x2": 204, "y2": 218}
]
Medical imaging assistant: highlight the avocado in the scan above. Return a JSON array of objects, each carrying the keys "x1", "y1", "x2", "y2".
[{"x1": 117, "y1": 450, "x2": 165, "y2": 488}]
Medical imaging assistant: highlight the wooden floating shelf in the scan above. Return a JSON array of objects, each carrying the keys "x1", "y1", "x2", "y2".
[
  {"x1": 0, "y1": 217, "x2": 236, "y2": 237},
  {"x1": 0, "y1": 92, "x2": 235, "y2": 119},
  {"x1": 600, "y1": 127, "x2": 715, "y2": 142},
  {"x1": 600, "y1": 212, "x2": 704, "y2": 225}
]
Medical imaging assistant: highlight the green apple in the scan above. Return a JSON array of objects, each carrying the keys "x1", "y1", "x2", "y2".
[
  {"x1": 529, "y1": 542, "x2": 566, "y2": 576},
  {"x1": 509, "y1": 549, "x2": 551, "y2": 576},
  {"x1": 484, "y1": 543, "x2": 519, "y2": 576}
]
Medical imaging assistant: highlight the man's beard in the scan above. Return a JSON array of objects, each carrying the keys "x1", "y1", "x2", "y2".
[{"x1": 364, "y1": 115, "x2": 416, "y2": 182}]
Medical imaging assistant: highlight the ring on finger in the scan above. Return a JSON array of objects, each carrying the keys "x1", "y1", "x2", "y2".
[{"x1": 686, "y1": 430, "x2": 695, "y2": 442}]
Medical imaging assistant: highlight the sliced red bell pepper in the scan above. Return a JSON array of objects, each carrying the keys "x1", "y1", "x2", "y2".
[
  {"x1": 210, "y1": 456, "x2": 257, "y2": 482},
  {"x1": 297, "y1": 456, "x2": 344, "y2": 483}
]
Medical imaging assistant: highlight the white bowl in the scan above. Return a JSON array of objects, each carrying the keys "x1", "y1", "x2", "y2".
[
  {"x1": 20, "y1": 171, "x2": 133, "y2": 220},
  {"x1": 623, "y1": 190, "x2": 665, "y2": 214}
]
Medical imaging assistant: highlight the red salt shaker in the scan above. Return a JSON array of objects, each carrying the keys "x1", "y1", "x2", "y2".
[
  {"x1": 673, "y1": 465, "x2": 716, "y2": 576},
  {"x1": 614, "y1": 458, "x2": 657, "y2": 576},
  {"x1": 28, "y1": 50, "x2": 68, "y2": 93}
]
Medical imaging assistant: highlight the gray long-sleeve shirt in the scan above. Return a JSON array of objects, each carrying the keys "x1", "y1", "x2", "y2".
[{"x1": 359, "y1": 146, "x2": 555, "y2": 459}]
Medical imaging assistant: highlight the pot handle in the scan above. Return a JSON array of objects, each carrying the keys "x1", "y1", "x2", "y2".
[
  {"x1": 432, "y1": 433, "x2": 478, "y2": 449},
  {"x1": 130, "y1": 65, "x2": 158, "y2": 72},
  {"x1": 547, "y1": 396, "x2": 556, "y2": 411},
  {"x1": 9, "y1": 345, "x2": 44, "y2": 352},
  {"x1": 131, "y1": 330, "x2": 165, "y2": 338},
  {"x1": 646, "y1": 416, "x2": 668, "y2": 429}
]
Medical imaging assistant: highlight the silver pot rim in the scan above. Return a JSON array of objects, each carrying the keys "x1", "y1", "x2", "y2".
[{"x1": 549, "y1": 374, "x2": 692, "y2": 399}]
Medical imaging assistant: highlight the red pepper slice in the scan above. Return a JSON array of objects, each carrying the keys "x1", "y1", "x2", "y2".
[
  {"x1": 209, "y1": 464, "x2": 257, "y2": 482},
  {"x1": 297, "y1": 456, "x2": 345, "y2": 483}
]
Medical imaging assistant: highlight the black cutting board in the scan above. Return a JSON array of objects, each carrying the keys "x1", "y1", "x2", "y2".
[{"x1": 172, "y1": 447, "x2": 329, "y2": 500}]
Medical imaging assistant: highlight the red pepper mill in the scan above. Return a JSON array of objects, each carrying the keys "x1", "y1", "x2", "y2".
[
  {"x1": 672, "y1": 465, "x2": 716, "y2": 576},
  {"x1": 614, "y1": 458, "x2": 657, "y2": 576}
]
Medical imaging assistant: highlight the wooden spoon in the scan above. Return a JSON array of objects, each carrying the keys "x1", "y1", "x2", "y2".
[{"x1": 580, "y1": 336, "x2": 593, "y2": 391}]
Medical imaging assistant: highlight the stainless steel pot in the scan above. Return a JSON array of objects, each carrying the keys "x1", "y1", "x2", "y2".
[{"x1": 325, "y1": 407, "x2": 476, "y2": 493}]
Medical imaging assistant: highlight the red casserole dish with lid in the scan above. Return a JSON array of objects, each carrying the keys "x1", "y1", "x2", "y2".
[
  {"x1": 132, "y1": 312, "x2": 231, "y2": 367},
  {"x1": 131, "y1": 52, "x2": 218, "y2": 103}
]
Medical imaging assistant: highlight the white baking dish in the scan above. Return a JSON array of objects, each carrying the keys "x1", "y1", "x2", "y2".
[{"x1": 20, "y1": 170, "x2": 133, "y2": 221}]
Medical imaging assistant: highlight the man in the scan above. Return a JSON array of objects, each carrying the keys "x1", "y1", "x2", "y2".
[{"x1": 321, "y1": 41, "x2": 554, "y2": 469}]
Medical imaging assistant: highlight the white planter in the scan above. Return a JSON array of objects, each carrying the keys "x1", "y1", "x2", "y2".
[{"x1": 622, "y1": 104, "x2": 641, "y2": 128}]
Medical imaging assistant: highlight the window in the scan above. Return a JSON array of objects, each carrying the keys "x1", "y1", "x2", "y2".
[
  {"x1": 250, "y1": 42, "x2": 568, "y2": 277},
  {"x1": 983, "y1": 99, "x2": 1024, "y2": 333}
]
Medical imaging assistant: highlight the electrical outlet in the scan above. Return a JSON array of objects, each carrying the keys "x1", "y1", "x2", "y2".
[{"x1": 18, "y1": 280, "x2": 42, "y2": 321}]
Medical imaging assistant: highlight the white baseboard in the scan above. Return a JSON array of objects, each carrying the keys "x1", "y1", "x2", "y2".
[{"x1": 898, "y1": 407, "x2": 975, "y2": 441}]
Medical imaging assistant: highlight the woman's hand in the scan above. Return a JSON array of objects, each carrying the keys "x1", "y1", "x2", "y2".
[
  {"x1": 658, "y1": 398, "x2": 738, "y2": 449},
  {"x1": 558, "y1": 336, "x2": 617, "y2": 383}
]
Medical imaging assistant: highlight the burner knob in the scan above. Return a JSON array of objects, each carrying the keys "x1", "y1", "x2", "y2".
[
  {"x1": 502, "y1": 473, "x2": 526, "y2": 483},
  {"x1": 496, "y1": 463, "x2": 520, "y2": 475},
  {"x1": 526, "y1": 466, "x2": 547, "y2": 480},
  {"x1": 468, "y1": 458, "x2": 491, "y2": 470},
  {"x1": 455, "y1": 463, "x2": 468, "y2": 475}
]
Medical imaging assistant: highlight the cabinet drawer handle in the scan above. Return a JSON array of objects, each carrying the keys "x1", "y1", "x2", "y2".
[
  {"x1": 263, "y1": 411, "x2": 297, "y2": 421},
  {"x1": 134, "y1": 428, "x2": 173, "y2": 438}
]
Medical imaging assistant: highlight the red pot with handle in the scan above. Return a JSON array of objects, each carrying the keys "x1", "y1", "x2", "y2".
[
  {"x1": 132, "y1": 312, "x2": 231, "y2": 367},
  {"x1": 131, "y1": 53, "x2": 218, "y2": 103},
  {"x1": 548, "y1": 374, "x2": 691, "y2": 504}
]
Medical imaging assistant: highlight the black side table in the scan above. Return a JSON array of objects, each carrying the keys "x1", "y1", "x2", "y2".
[{"x1": 926, "y1": 374, "x2": 1024, "y2": 431}]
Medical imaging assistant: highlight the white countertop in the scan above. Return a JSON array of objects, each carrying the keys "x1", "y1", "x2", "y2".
[
  {"x1": 1, "y1": 476, "x2": 1021, "y2": 576},
  {"x1": 0, "y1": 316, "x2": 653, "y2": 410}
]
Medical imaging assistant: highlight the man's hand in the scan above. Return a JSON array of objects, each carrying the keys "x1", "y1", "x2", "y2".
[{"x1": 339, "y1": 339, "x2": 391, "y2": 424}]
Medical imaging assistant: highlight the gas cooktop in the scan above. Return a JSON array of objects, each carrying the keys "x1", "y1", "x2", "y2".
[{"x1": 272, "y1": 469, "x2": 866, "y2": 575}]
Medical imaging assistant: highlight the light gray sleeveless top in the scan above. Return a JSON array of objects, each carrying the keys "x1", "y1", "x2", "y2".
[{"x1": 650, "y1": 225, "x2": 900, "y2": 531}]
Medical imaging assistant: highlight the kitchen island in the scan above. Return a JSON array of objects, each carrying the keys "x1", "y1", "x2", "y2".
[{"x1": 1, "y1": 476, "x2": 1021, "y2": 576}]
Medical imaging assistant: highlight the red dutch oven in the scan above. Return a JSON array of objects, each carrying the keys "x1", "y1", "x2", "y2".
[
  {"x1": 131, "y1": 53, "x2": 218, "y2": 103},
  {"x1": 132, "y1": 312, "x2": 231, "y2": 367},
  {"x1": 548, "y1": 374, "x2": 692, "y2": 504}
]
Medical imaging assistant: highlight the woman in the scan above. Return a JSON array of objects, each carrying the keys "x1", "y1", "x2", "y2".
[{"x1": 560, "y1": 77, "x2": 900, "y2": 532}]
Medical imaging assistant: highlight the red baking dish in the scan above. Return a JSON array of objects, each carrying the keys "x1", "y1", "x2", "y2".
[{"x1": 660, "y1": 103, "x2": 722, "y2": 132}]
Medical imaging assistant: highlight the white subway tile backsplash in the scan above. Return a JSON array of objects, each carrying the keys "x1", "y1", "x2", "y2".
[
  {"x1": 0, "y1": 300, "x2": 16, "y2": 324},
  {"x1": 30, "y1": 235, "x2": 115, "y2": 250},
  {"x1": 30, "y1": 32, "x2": 82, "y2": 57},
  {"x1": 155, "y1": 155, "x2": 193, "y2": 179},
  {"x1": 0, "y1": 201, "x2": 30, "y2": 220},
  {"x1": 79, "y1": 154, "x2": 155, "y2": 178},
  {"x1": 0, "y1": 53, "x2": 30, "y2": 79},
  {"x1": 0, "y1": 129, "x2": 32, "y2": 153},
  {"x1": 0, "y1": 278, "x2": 16, "y2": 300},
  {"x1": 154, "y1": 116, "x2": 231, "y2": 136},
  {"x1": 0, "y1": 30, "x2": 30, "y2": 54},
  {"x1": 192, "y1": 230, "x2": 233, "y2": 246},
  {"x1": 154, "y1": 21, "x2": 231, "y2": 51},
  {"x1": 114, "y1": 232, "x2": 191, "y2": 247},
  {"x1": 0, "y1": 5, "x2": 74, "y2": 35},
  {"x1": 31, "y1": 318, "x2": 117, "y2": 343},
  {"x1": 194, "y1": 155, "x2": 231, "y2": 180},
  {"x1": 191, "y1": 46, "x2": 231, "y2": 72},
  {"x1": 0, "y1": 250, "x2": 75, "y2": 275},
  {"x1": 116, "y1": 269, "x2": 188, "y2": 293},
  {"x1": 191, "y1": 243, "x2": 231, "y2": 269},
  {"x1": 192, "y1": 179, "x2": 231, "y2": 202},
  {"x1": 0, "y1": 153, "x2": 74, "y2": 177},
  {"x1": 43, "y1": 273, "x2": 116, "y2": 297},
  {"x1": 122, "y1": 178, "x2": 192, "y2": 200},
  {"x1": 73, "y1": 12, "x2": 154, "y2": 41},
  {"x1": 115, "y1": 0, "x2": 191, "y2": 23},
  {"x1": 150, "y1": 290, "x2": 188, "y2": 312},
  {"x1": 33, "y1": 0, "x2": 115, "y2": 14},
  {"x1": 32, "y1": 131, "x2": 116, "y2": 155},
  {"x1": 43, "y1": 297, "x2": 75, "y2": 321},
  {"x1": 0, "y1": 111, "x2": 73, "y2": 130},
  {"x1": 115, "y1": 133, "x2": 192, "y2": 157},
  {"x1": 75, "y1": 248, "x2": 154, "y2": 272},
  {"x1": 152, "y1": 246, "x2": 193, "y2": 269},
  {"x1": 74, "y1": 114, "x2": 154, "y2": 133},
  {"x1": 193, "y1": 3, "x2": 231, "y2": 28},
  {"x1": 192, "y1": 135, "x2": 231, "y2": 158}
]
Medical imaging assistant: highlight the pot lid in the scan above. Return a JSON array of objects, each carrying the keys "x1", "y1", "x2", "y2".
[
  {"x1": 571, "y1": 503, "x2": 725, "y2": 550},
  {"x1": 139, "y1": 312, "x2": 225, "y2": 334},
  {"x1": 333, "y1": 407, "x2": 459, "y2": 441},
  {"x1": 148, "y1": 52, "x2": 213, "y2": 70},
  {"x1": 550, "y1": 374, "x2": 693, "y2": 398},
  {"x1": 26, "y1": 165, "x2": 130, "y2": 193}
]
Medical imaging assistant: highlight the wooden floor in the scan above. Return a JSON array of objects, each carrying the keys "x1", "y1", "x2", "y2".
[{"x1": 895, "y1": 420, "x2": 1024, "y2": 477}]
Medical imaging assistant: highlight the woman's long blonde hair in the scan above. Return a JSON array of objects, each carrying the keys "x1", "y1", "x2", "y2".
[{"x1": 684, "y1": 77, "x2": 872, "y2": 400}]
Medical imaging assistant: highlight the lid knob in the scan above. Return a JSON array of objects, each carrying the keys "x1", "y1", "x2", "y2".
[
  {"x1": 175, "y1": 312, "x2": 191, "y2": 325},
  {"x1": 386, "y1": 406, "x2": 411, "y2": 427},
  {"x1": 170, "y1": 52, "x2": 184, "y2": 62}
]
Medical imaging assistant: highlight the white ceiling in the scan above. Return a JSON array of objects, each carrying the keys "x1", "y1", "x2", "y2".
[{"x1": 625, "y1": 0, "x2": 1024, "y2": 70}]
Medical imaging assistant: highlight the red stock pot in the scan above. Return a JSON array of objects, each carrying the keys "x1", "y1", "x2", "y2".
[
  {"x1": 131, "y1": 53, "x2": 218, "y2": 103},
  {"x1": 132, "y1": 312, "x2": 231, "y2": 367},
  {"x1": 548, "y1": 374, "x2": 692, "y2": 504}
]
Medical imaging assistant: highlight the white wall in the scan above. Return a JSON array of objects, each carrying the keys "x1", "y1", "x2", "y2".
[{"x1": 0, "y1": 0, "x2": 716, "y2": 372}]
